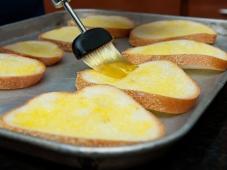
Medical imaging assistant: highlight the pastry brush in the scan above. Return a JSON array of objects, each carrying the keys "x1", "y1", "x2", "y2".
[{"x1": 51, "y1": 0, "x2": 136, "y2": 78}]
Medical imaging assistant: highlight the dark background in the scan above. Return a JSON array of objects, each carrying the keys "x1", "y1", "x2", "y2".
[
  {"x1": 0, "y1": 0, "x2": 44, "y2": 25},
  {"x1": 1, "y1": 0, "x2": 227, "y2": 26}
]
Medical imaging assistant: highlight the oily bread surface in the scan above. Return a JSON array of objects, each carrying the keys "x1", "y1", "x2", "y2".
[
  {"x1": 76, "y1": 61, "x2": 200, "y2": 114},
  {"x1": 39, "y1": 26, "x2": 81, "y2": 52},
  {"x1": 0, "y1": 41, "x2": 64, "y2": 66},
  {"x1": 129, "y1": 20, "x2": 217, "y2": 46},
  {"x1": 0, "y1": 53, "x2": 46, "y2": 89},
  {"x1": 122, "y1": 40, "x2": 227, "y2": 71},
  {"x1": 0, "y1": 85, "x2": 165, "y2": 146},
  {"x1": 68, "y1": 15, "x2": 135, "y2": 38}
]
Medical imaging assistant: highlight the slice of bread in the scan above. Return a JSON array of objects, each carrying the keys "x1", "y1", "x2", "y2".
[
  {"x1": 0, "y1": 85, "x2": 165, "y2": 147},
  {"x1": 0, "y1": 41, "x2": 64, "y2": 66},
  {"x1": 76, "y1": 61, "x2": 200, "y2": 114},
  {"x1": 39, "y1": 26, "x2": 80, "y2": 52},
  {"x1": 68, "y1": 15, "x2": 135, "y2": 38},
  {"x1": 123, "y1": 40, "x2": 227, "y2": 71},
  {"x1": 129, "y1": 20, "x2": 217, "y2": 46},
  {"x1": 0, "y1": 53, "x2": 46, "y2": 89}
]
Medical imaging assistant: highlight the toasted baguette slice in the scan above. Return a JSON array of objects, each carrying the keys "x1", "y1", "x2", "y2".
[
  {"x1": 68, "y1": 15, "x2": 135, "y2": 38},
  {"x1": 0, "y1": 53, "x2": 46, "y2": 89},
  {"x1": 39, "y1": 26, "x2": 80, "y2": 52},
  {"x1": 123, "y1": 40, "x2": 227, "y2": 71},
  {"x1": 76, "y1": 61, "x2": 200, "y2": 114},
  {"x1": 0, "y1": 85, "x2": 165, "y2": 147},
  {"x1": 129, "y1": 20, "x2": 217, "y2": 46},
  {"x1": 0, "y1": 41, "x2": 64, "y2": 66}
]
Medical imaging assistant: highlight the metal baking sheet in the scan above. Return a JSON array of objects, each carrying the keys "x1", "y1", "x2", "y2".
[{"x1": 0, "y1": 9, "x2": 227, "y2": 169}]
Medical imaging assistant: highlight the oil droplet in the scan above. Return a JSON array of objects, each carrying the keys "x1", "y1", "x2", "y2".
[{"x1": 96, "y1": 60, "x2": 137, "y2": 78}]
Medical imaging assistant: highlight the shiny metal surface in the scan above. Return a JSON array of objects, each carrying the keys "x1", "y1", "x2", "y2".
[
  {"x1": 0, "y1": 9, "x2": 227, "y2": 169},
  {"x1": 63, "y1": 1, "x2": 87, "y2": 32},
  {"x1": 51, "y1": 0, "x2": 72, "y2": 8},
  {"x1": 220, "y1": 8, "x2": 227, "y2": 15}
]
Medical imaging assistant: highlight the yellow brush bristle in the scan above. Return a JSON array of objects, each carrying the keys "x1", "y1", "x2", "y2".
[{"x1": 83, "y1": 42, "x2": 137, "y2": 79}]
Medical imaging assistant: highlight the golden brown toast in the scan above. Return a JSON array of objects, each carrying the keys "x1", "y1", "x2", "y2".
[
  {"x1": 129, "y1": 20, "x2": 217, "y2": 46},
  {"x1": 76, "y1": 61, "x2": 200, "y2": 114},
  {"x1": 0, "y1": 53, "x2": 46, "y2": 89},
  {"x1": 0, "y1": 85, "x2": 165, "y2": 147},
  {"x1": 39, "y1": 26, "x2": 80, "y2": 52},
  {"x1": 68, "y1": 15, "x2": 135, "y2": 38},
  {"x1": 123, "y1": 40, "x2": 227, "y2": 71},
  {"x1": 0, "y1": 41, "x2": 64, "y2": 66}
]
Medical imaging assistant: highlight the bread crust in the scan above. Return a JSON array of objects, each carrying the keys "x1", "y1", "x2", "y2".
[
  {"x1": 0, "y1": 118, "x2": 135, "y2": 147},
  {"x1": 68, "y1": 20, "x2": 134, "y2": 38},
  {"x1": 0, "y1": 86, "x2": 165, "y2": 147},
  {"x1": 122, "y1": 53, "x2": 227, "y2": 71},
  {"x1": 129, "y1": 33, "x2": 217, "y2": 46},
  {"x1": 0, "y1": 54, "x2": 46, "y2": 89},
  {"x1": 101, "y1": 27, "x2": 132, "y2": 38},
  {"x1": 0, "y1": 72, "x2": 45, "y2": 90},
  {"x1": 38, "y1": 36, "x2": 73, "y2": 52},
  {"x1": 0, "y1": 46, "x2": 63, "y2": 66},
  {"x1": 0, "y1": 112, "x2": 165, "y2": 147},
  {"x1": 76, "y1": 73, "x2": 200, "y2": 114},
  {"x1": 39, "y1": 28, "x2": 131, "y2": 51}
]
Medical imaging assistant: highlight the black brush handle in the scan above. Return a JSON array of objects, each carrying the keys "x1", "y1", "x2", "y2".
[{"x1": 72, "y1": 28, "x2": 112, "y2": 59}]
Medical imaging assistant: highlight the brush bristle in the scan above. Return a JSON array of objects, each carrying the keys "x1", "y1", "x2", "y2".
[
  {"x1": 82, "y1": 42, "x2": 123, "y2": 69},
  {"x1": 82, "y1": 42, "x2": 137, "y2": 78}
]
